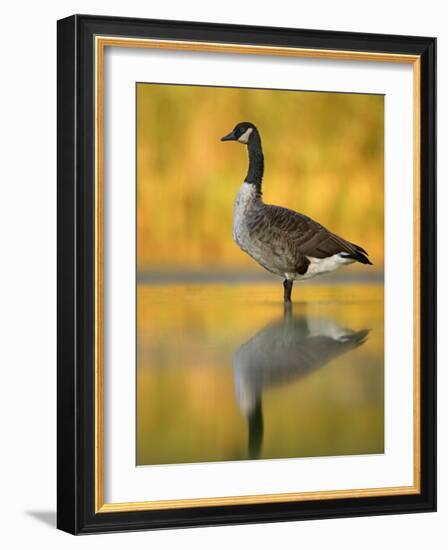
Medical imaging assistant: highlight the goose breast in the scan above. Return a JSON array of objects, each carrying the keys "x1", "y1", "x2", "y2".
[{"x1": 233, "y1": 183, "x2": 357, "y2": 279}]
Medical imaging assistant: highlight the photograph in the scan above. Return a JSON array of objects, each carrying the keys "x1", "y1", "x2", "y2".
[
  {"x1": 56, "y1": 14, "x2": 436, "y2": 534},
  {"x1": 0, "y1": 0, "x2": 441, "y2": 542},
  {"x1": 136, "y1": 83, "x2": 385, "y2": 466}
]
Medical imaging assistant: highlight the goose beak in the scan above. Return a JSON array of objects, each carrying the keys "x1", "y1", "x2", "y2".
[{"x1": 221, "y1": 130, "x2": 237, "y2": 142}]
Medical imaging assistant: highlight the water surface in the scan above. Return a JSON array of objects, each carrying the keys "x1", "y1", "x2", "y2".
[{"x1": 137, "y1": 283, "x2": 384, "y2": 465}]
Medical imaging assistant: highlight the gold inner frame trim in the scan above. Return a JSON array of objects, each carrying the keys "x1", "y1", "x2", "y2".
[{"x1": 94, "y1": 35, "x2": 421, "y2": 514}]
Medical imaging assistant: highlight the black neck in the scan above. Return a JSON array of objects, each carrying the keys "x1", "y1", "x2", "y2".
[
  {"x1": 248, "y1": 397, "x2": 263, "y2": 460},
  {"x1": 245, "y1": 130, "x2": 264, "y2": 195}
]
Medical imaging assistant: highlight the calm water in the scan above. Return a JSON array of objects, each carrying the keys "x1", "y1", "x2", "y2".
[{"x1": 137, "y1": 283, "x2": 384, "y2": 465}]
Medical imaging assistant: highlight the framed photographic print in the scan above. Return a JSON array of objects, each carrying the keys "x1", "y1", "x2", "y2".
[{"x1": 57, "y1": 14, "x2": 436, "y2": 534}]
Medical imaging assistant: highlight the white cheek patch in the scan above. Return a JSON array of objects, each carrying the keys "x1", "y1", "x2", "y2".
[{"x1": 238, "y1": 127, "x2": 253, "y2": 143}]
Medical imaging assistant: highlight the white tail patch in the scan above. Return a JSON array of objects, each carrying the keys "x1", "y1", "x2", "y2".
[{"x1": 291, "y1": 254, "x2": 354, "y2": 281}]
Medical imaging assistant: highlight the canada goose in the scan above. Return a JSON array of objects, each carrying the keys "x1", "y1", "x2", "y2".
[
  {"x1": 221, "y1": 122, "x2": 372, "y2": 302},
  {"x1": 233, "y1": 305, "x2": 369, "y2": 459}
]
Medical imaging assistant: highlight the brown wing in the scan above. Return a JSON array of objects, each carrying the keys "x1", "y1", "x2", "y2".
[{"x1": 248, "y1": 205, "x2": 371, "y2": 266}]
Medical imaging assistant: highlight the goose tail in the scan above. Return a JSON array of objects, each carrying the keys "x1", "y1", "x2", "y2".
[{"x1": 341, "y1": 244, "x2": 373, "y2": 265}]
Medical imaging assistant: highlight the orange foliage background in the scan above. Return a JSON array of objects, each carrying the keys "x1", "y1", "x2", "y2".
[{"x1": 137, "y1": 84, "x2": 384, "y2": 272}]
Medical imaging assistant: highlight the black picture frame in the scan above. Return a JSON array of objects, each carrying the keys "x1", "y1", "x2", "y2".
[{"x1": 57, "y1": 14, "x2": 436, "y2": 534}]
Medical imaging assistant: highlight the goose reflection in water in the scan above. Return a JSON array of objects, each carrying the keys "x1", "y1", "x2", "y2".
[{"x1": 233, "y1": 305, "x2": 370, "y2": 460}]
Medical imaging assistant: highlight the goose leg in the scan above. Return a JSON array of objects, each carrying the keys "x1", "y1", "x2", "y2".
[{"x1": 283, "y1": 279, "x2": 293, "y2": 303}]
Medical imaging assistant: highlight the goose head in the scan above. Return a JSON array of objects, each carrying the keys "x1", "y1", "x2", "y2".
[{"x1": 221, "y1": 122, "x2": 258, "y2": 145}]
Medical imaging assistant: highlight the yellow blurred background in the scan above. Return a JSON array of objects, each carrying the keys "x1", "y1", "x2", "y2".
[{"x1": 137, "y1": 83, "x2": 384, "y2": 273}]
